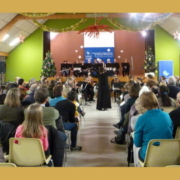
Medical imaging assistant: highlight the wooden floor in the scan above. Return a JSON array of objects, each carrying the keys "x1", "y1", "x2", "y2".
[{"x1": 65, "y1": 99, "x2": 130, "y2": 167}]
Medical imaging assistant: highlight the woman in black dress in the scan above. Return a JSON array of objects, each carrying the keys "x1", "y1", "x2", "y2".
[{"x1": 96, "y1": 67, "x2": 111, "y2": 111}]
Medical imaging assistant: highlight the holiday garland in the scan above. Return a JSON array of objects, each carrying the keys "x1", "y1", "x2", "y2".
[
  {"x1": 107, "y1": 18, "x2": 157, "y2": 32},
  {"x1": 33, "y1": 19, "x2": 87, "y2": 32},
  {"x1": 20, "y1": 13, "x2": 55, "y2": 17}
]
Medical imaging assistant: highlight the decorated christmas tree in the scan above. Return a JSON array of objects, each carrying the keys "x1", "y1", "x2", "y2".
[
  {"x1": 41, "y1": 51, "x2": 56, "y2": 77},
  {"x1": 144, "y1": 46, "x2": 157, "y2": 73}
]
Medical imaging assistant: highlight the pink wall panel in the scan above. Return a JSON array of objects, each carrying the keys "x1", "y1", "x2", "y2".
[{"x1": 51, "y1": 30, "x2": 145, "y2": 76}]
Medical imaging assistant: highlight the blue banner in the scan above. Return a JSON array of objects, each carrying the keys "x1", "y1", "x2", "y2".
[
  {"x1": 158, "y1": 60, "x2": 173, "y2": 79},
  {"x1": 84, "y1": 47, "x2": 114, "y2": 63}
]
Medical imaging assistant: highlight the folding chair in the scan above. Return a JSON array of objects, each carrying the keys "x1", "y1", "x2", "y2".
[
  {"x1": 7, "y1": 138, "x2": 52, "y2": 167},
  {"x1": 175, "y1": 126, "x2": 180, "y2": 139},
  {"x1": 0, "y1": 163, "x2": 17, "y2": 167},
  {"x1": 138, "y1": 139, "x2": 180, "y2": 167}
]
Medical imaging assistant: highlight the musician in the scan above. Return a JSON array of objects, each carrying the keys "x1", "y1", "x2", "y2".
[{"x1": 122, "y1": 59, "x2": 130, "y2": 77}]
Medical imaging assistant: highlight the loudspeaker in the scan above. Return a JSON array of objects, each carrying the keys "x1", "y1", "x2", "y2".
[{"x1": 0, "y1": 61, "x2": 6, "y2": 73}]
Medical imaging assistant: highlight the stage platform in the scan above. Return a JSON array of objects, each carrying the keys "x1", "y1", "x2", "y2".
[{"x1": 48, "y1": 75, "x2": 157, "y2": 84}]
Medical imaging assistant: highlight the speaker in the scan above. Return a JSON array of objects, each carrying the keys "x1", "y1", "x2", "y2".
[{"x1": 0, "y1": 61, "x2": 6, "y2": 73}]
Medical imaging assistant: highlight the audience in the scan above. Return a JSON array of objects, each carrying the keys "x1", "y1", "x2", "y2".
[
  {"x1": 15, "y1": 103, "x2": 49, "y2": 151},
  {"x1": 134, "y1": 91, "x2": 173, "y2": 165},
  {"x1": 55, "y1": 90, "x2": 82, "y2": 151},
  {"x1": 0, "y1": 88, "x2": 24, "y2": 125},
  {"x1": 169, "y1": 92, "x2": 180, "y2": 137},
  {"x1": 34, "y1": 87, "x2": 67, "y2": 142},
  {"x1": 167, "y1": 76, "x2": 180, "y2": 99}
]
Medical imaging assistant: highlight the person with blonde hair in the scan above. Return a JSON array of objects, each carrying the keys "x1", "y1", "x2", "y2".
[
  {"x1": 134, "y1": 91, "x2": 173, "y2": 164},
  {"x1": 0, "y1": 87, "x2": 24, "y2": 124},
  {"x1": 15, "y1": 103, "x2": 49, "y2": 151}
]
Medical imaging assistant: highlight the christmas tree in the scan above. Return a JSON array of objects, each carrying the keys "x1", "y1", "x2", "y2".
[
  {"x1": 144, "y1": 46, "x2": 157, "y2": 73},
  {"x1": 41, "y1": 51, "x2": 56, "y2": 77}
]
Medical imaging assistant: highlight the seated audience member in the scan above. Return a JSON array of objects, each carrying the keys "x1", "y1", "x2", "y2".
[
  {"x1": 34, "y1": 87, "x2": 67, "y2": 142},
  {"x1": 146, "y1": 79, "x2": 158, "y2": 90},
  {"x1": 67, "y1": 91, "x2": 81, "y2": 123},
  {"x1": 0, "y1": 88, "x2": 24, "y2": 125},
  {"x1": 81, "y1": 77, "x2": 92, "y2": 105},
  {"x1": 134, "y1": 91, "x2": 173, "y2": 164},
  {"x1": 128, "y1": 86, "x2": 149, "y2": 134},
  {"x1": 158, "y1": 85, "x2": 177, "y2": 112},
  {"x1": 167, "y1": 76, "x2": 180, "y2": 99},
  {"x1": 169, "y1": 92, "x2": 180, "y2": 137},
  {"x1": 48, "y1": 80, "x2": 56, "y2": 99},
  {"x1": 0, "y1": 83, "x2": 18, "y2": 105},
  {"x1": 22, "y1": 82, "x2": 39, "y2": 106},
  {"x1": 49, "y1": 85, "x2": 66, "y2": 107},
  {"x1": 113, "y1": 83, "x2": 141, "y2": 130},
  {"x1": 18, "y1": 78, "x2": 28, "y2": 91},
  {"x1": 55, "y1": 90, "x2": 82, "y2": 151},
  {"x1": 112, "y1": 78, "x2": 123, "y2": 102},
  {"x1": 15, "y1": 103, "x2": 48, "y2": 152}
]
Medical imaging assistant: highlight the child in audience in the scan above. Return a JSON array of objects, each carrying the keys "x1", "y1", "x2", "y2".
[{"x1": 15, "y1": 103, "x2": 49, "y2": 151}]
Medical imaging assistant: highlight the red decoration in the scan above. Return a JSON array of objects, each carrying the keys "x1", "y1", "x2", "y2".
[{"x1": 78, "y1": 18, "x2": 113, "y2": 38}]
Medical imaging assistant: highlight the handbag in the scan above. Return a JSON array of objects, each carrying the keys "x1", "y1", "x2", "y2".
[{"x1": 110, "y1": 127, "x2": 125, "y2": 144}]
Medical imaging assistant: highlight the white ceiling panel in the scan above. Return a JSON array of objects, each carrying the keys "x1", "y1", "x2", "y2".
[
  {"x1": 3, "y1": 13, "x2": 17, "y2": 22},
  {"x1": 0, "y1": 20, "x2": 6, "y2": 29}
]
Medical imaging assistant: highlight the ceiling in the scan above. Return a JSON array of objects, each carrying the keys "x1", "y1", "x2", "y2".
[{"x1": 0, "y1": 13, "x2": 180, "y2": 56}]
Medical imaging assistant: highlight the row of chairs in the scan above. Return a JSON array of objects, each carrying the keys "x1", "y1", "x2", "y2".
[
  {"x1": 138, "y1": 127, "x2": 180, "y2": 167},
  {"x1": 1, "y1": 138, "x2": 52, "y2": 167}
]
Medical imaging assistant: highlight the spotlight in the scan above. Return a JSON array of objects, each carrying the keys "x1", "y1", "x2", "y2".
[{"x1": 141, "y1": 31, "x2": 147, "y2": 37}]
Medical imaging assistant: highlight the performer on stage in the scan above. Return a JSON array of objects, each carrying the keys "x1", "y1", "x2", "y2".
[
  {"x1": 96, "y1": 67, "x2": 111, "y2": 111},
  {"x1": 122, "y1": 59, "x2": 130, "y2": 77}
]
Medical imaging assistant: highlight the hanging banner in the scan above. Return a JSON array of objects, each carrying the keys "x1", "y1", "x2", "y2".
[
  {"x1": 84, "y1": 32, "x2": 114, "y2": 63},
  {"x1": 84, "y1": 47, "x2": 114, "y2": 63}
]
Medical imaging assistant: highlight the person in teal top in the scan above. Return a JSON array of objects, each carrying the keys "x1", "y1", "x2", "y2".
[
  {"x1": 49, "y1": 85, "x2": 66, "y2": 107},
  {"x1": 134, "y1": 91, "x2": 173, "y2": 162}
]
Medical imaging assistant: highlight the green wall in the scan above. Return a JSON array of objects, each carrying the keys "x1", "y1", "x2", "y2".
[
  {"x1": 6, "y1": 28, "x2": 43, "y2": 82},
  {"x1": 5, "y1": 19, "x2": 180, "y2": 82},
  {"x1": 155, "y1": 25, "x2": 180, "y2": 76}
]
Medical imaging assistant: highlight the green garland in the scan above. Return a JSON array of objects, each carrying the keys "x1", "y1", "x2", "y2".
[
  {"x1": 20, "y1": 13, "x2": 55, "y2": 17},
  {"x1": 33, "y1": 19, "x2": 87, "y2": 32},
  {"x1": 107, "y1": 18, "x2": 158, "y2": 32}
]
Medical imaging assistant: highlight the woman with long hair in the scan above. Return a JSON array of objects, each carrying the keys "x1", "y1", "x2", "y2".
[
  {"x1": 0, "y1": 87, "x2": 24, "y2": 124},
  {"x1": 158, "y1": 85, "x2": 177, "y2": 112},
  {"x1": 15, "y1": 103, "x2": 49, "y2": 151}
]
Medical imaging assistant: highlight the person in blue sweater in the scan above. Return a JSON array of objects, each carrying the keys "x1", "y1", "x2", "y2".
[{"x1": 134, "y1": 91, "x2": 173, "y2": 164}]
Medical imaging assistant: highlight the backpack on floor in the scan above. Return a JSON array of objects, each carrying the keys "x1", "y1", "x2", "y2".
[{"x1": 110, "y1": 127, "x2": 125, "y2": 145}]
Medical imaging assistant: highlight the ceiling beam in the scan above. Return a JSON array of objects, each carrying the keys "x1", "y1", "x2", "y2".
[
  {"x1": 17, "y1": 13, "x2": 129, "y2": 20},
  {"x1": 0, "y1": 13, "x2": 129, "y2": 42},
  {"x1": 0, "y1": 14, "x2": 22, "y2": 42},
  {"x1": 0, "y1": 52, "x2": 8, "y2": 57}
]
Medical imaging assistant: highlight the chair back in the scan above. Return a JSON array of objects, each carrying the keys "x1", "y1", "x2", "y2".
[
  {"x1": 144, "y1": 139, "x2": 180, "y2": 167},
  {"x1": 175, "y1": 126, "x2": 180, "y2": 139},
  {"x1": 0, "y1": 163, "x2": 17, "y2": 167},
  {"x1": 9, "y1": 138, "x2": 46, "y2": 166}
]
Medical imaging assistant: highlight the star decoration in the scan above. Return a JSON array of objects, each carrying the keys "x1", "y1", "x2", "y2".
[
  {"x1": 173, "y1": 31, "x2": 180, "y2": 39},
  {"x1": 19, "y1": 34, "x2": 25, "y2": 42}
]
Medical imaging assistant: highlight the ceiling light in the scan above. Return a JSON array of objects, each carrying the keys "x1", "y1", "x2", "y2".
[
  {"x1": 9, "y1": 38, "x2": 20, "y2": 46},
  {"x1": 141, "y1": 31, "x2": 147, "y2": 37},
  {"x1": 129, "y1": 13, "x2": 137, "y2": 17},
  {"x1": 50, "y1": 32, "x2": 59, "y2": 40},
  {"x1": 2, "y1": 34, "x2": 9, "y2": 42}
]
